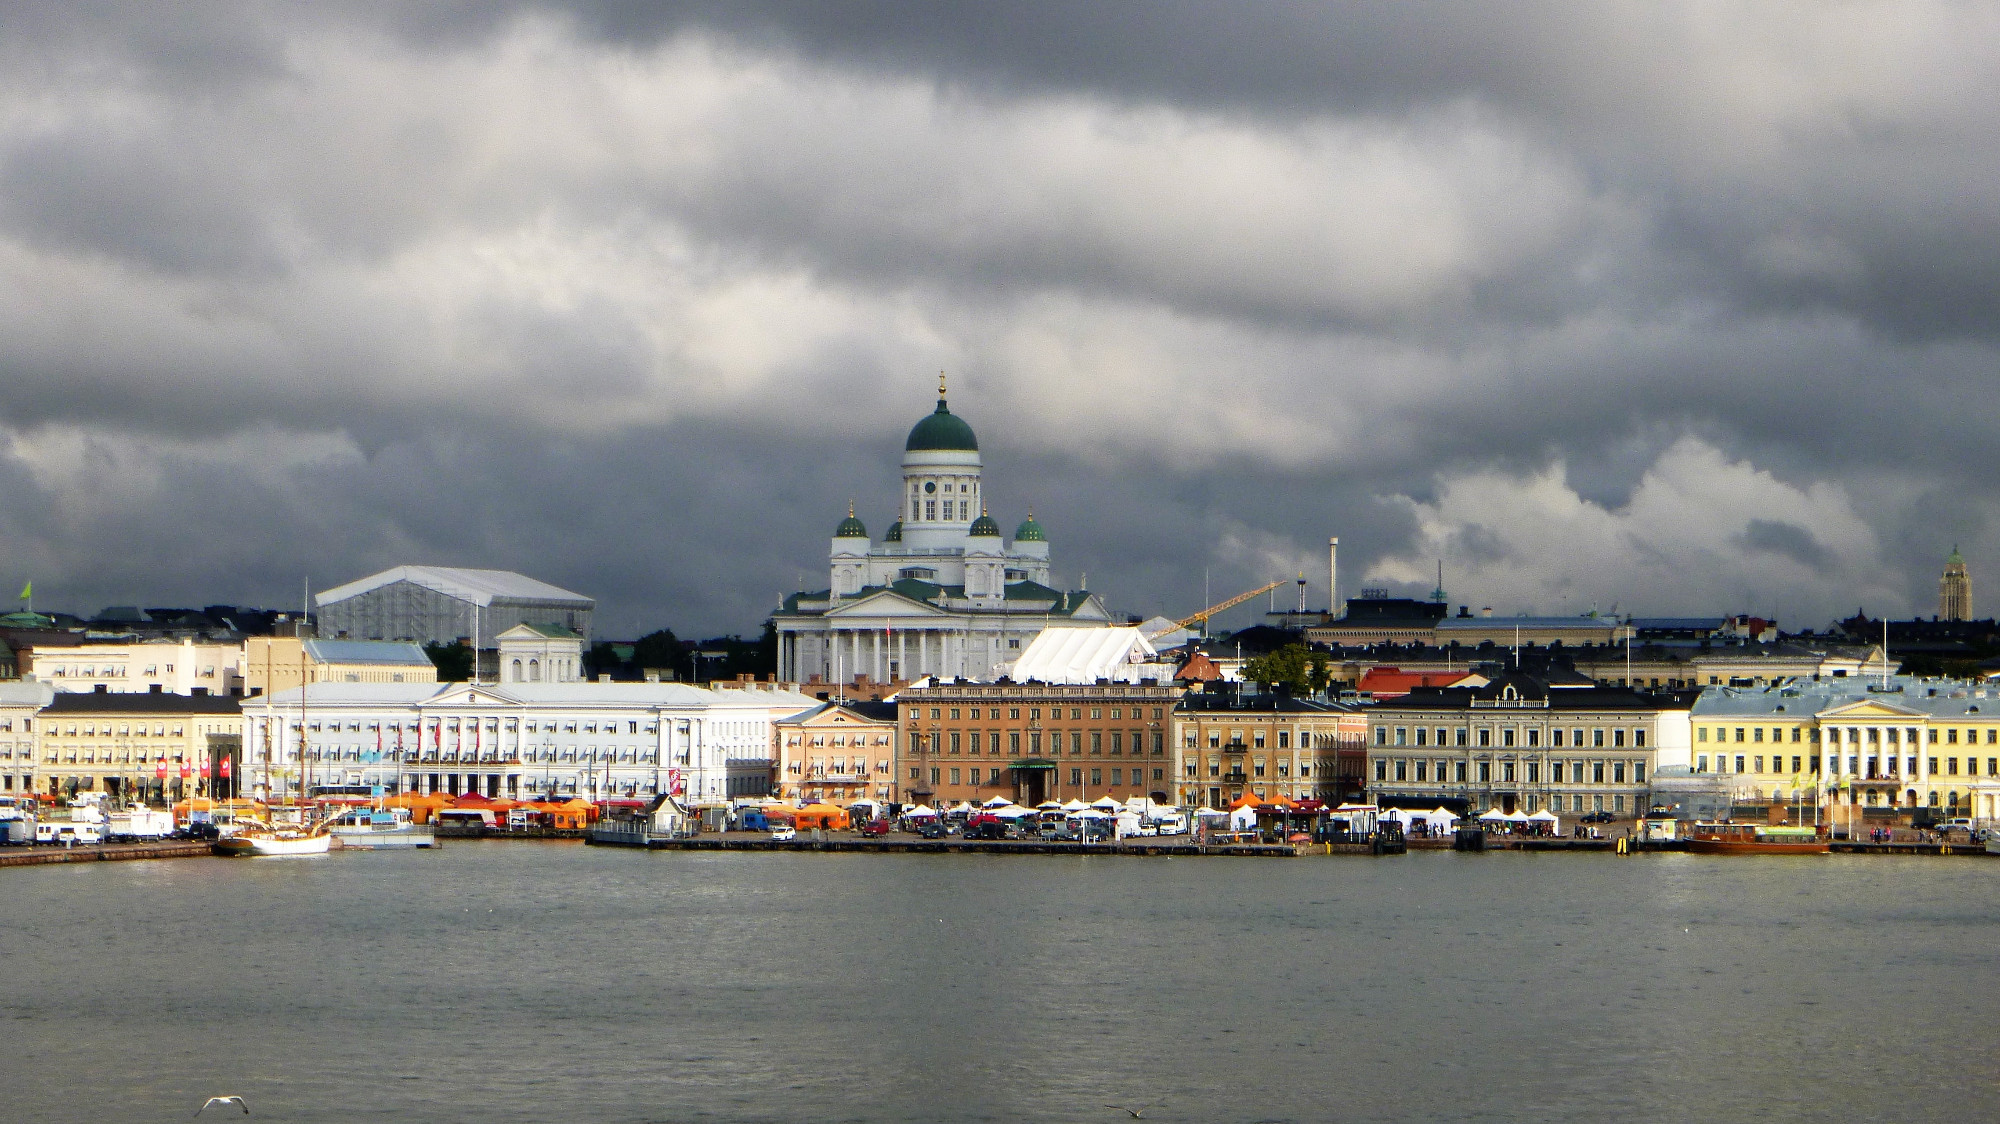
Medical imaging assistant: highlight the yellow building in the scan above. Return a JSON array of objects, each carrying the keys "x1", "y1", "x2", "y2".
[
  {"x1": 34, "y1": 690, "x2": 244, "y2": 803},
  {"x1": 242, "y1": 637, "x2": 437, "y2": 696},
  {"x1": 1690, "y1": 676, "x2": 2000, "y2": 824},
  {"x1": 1173, "y1": 692, "x2": 1367, "y2": 808}
]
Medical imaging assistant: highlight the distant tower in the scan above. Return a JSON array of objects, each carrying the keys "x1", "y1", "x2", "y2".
[{"x1": 1940, "y1": 546, "x2": 1972, "y2": 621}]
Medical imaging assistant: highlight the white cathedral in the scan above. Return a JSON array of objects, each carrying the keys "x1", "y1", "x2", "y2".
[{"x1": 774, "y1": 380, "x2": 1114, "y2": 686}]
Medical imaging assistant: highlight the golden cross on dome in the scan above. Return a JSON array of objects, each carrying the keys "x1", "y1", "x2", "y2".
[{"x1": 938, "y1": 370, "x2": 947, "y2": 396}]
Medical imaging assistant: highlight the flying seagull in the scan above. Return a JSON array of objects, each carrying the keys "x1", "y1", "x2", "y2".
[
  {"x1": 195, "y1": 1095, "x2": 250, "y2": 1116},
  {"x1": 1105, "y1": 1105, "x2": 1156, "y2": 1119}
]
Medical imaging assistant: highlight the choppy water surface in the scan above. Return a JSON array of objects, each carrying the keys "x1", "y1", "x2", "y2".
[{"x1": 4, "y1": 843, "x2": 1997, "y2": 1123}]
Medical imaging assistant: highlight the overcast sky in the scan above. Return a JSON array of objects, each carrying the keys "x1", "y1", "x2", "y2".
[{"x1": 1, "y1": 1, "x2": 1995, "y2": 637}]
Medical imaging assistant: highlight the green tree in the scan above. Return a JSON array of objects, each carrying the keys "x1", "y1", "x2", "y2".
[
  {"x1": 631, "y1": 628, "x2": 685, "y2": 679},
  {"x1": 423, "y1": 641, "x2": 473, "y2": 682},
  {"x1": 1244, "y1": 643, "x2": 1313, "y2": 694}
]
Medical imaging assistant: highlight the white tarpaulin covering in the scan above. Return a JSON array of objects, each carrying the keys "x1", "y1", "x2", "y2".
[{"x1": 1006, "y1": 626, "x2": 1160, "y2": 685}]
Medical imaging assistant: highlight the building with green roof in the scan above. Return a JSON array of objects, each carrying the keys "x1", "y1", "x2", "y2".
[{"x1": 782, "y1": 382, "x2": 1113, "y2": 686}]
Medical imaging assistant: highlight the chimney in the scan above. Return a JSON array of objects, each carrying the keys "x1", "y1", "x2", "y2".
[
  {"x1": 149, "y1": 683, "x2": 163, "y2": 694},
  {"x1": 598, "y1": 673, "x2": 612, "y2": 683},
  {"x1": 645, "y1": 671, "x2": 660, "y2": 683},
  {"x1": 95, "y1": 683, "x2": 109, "y2": 694},
  {"x1": 1328, "y1": 536, "x2": 1339, "y2": 617},
  {"x1": 1480, "y1": 607, "x2": 1493, "y2": 618}
]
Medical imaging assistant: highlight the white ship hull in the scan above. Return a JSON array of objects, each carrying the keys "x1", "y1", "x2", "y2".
[{"x1": 214, "y1": 832, "x2": 332, "y2": 857}]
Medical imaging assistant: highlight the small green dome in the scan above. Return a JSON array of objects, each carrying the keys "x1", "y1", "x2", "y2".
[
  {"x1": 883, "y1": 520, "x2": 903, "y2": 542},
  {"x1": 905, "y1": 396, "x2": 979, "y2": 452},
  {"x1": 835, "y1": 503, "x2": 868, "y2": 538},
  {"x1": 969, "y1": 510, "x2": 1001, "y2": 537},
  {"x1": 1014, "y1": 514, "x2": 1045, "y2": 542}
]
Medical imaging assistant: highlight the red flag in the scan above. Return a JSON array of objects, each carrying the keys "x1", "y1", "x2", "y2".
[
  {"x1": 178, "y1": 760, "x2": 191, "y2": 779},
  {"x1": 221, "y1": 757, "x2": 233, "y2": 778},
  {"x1": 200, "y1": 759, "x2": 212, "y2": 778},
  {"x1": 154, "y1": 759, "x2": 167, "y2": 779}
]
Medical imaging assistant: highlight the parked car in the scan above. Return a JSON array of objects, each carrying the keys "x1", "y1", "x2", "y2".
[
  {"x1": 1580, "y1": 811, "x2": 1617, "y2": 824},
  {"x1": 769, "y1": 826, "x2": 797, "y2": 842},
  {"x1": 963, "y1": 817, "x2": 1007, "y2": 840},
  {"x1": 860, "y1": 819, "x2": 891, "y2": 837},
  {"x1": 914, "y1": 820, "x2": 948, "y2": 839}
]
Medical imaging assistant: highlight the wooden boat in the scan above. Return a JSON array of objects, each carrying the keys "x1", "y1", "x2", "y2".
[
  {"x1": 1684, "y1": 822, "x2": 1829, "y2": 855},
  {"x1": 212, "y1": 814, "x2": 333, "y2": 857}
]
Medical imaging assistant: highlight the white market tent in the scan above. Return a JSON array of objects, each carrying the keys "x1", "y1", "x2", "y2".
[
  {"x1": 1037, "y1": 801, "x2": 1063, "y2": 810},
  {"x1": 1089, "y1": 796, "x2": 1123, "y2": 810},
  {"x1": 1478, "y1": 808, "x2": 1508, "y2": 821},
  {"x1": 1528, "y1": 809, "x2": 1560, "y2": 831},
  {"x1": 1428, "y1": 806, "x2": 1459, "y2": 825},
  {"x1": 1228, "y1": 805, "x2": 1259, "y2": 831},
  {"x1": 982, "y1": 795, "x2": 1013, "y2": 809},
  {"x1": 949, "y1": 801, "x2": 975, "y2": 813},
  {"x1": 1073, "y1": 808, "x2": 1113, "y2": 820},
  {"x1": 1061, "y1": 799, "x2": 1091, "y2": 813},
  {"x1": 991, "y1": 805, "x2": 1035, "y2": 819},
  {"x1": 904, "y1": 804, "x2": 938, "y2": 818},
  {"x1": 1007, "y1": 626, "x2": 1159, "y2": 685},
  {"x1": 1192, "y1": 806, "x2": 1226, "y2": 819},
  {"x1": 1505, "y1": 809, "x2": 1532, "y2": 822}
]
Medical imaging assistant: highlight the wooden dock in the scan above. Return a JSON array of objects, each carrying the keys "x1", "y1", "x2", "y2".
[{"x1": 0, "y1": 841, "x2": 215, "y2": 868}]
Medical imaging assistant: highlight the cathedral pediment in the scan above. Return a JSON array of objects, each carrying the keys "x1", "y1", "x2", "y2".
[
  {"x1": 1818, "y1": 698, "x2": 1928, "y2": 720},
  {"x1": 825, "y1": 590, "x2": 951, "y2": 619}
]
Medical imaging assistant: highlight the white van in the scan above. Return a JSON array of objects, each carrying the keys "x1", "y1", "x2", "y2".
[{"x1": 36, "y1": 820, "x2": 104, "y2": 845}]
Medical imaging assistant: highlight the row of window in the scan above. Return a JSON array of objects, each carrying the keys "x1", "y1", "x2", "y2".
[
  {"x1": 1698, "y1": 725, "x2": 2000, "y2": 746},
  {"x1": 1186, "y1": 761, "x2": 1310, "y2": 778},
  {"x1": 1374, "y1": 758, "x2": 1647, "y2": 785},
  {"x1": 925, "y1": 706, "x2": 1165, "y2": 721},
  {"x1": 928, "y1": 729, "x2": 1167, "y2": 756},
  {"x1": 1377, "y1": 725, "x2": 1647, "y2": 749},
  {"x1": 1190, "y1": 728, "x2": 1335, "y2": 749},
  {"x1": 914, "y1": 765, "x2": 1166, "y2": 787},
  {"x1": 43, "y1": 724, "x2": 187, "y2": 738},
  {"x1": 1696, "y1": 753, "x2": 1995, "y2": 777}
]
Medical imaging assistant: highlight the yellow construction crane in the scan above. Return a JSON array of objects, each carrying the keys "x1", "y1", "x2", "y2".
[{"x1": 1144, "y1": 579, "x2": 1287, "y2": 639}]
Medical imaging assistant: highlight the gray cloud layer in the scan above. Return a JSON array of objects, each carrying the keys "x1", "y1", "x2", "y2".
[{"x1": 0, "y1": 2, "x2": 1994, "y2": 635}]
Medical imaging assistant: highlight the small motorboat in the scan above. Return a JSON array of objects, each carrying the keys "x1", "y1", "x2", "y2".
[{"x1": 324, "y1": 806, "x2": 437, "y2": 849}]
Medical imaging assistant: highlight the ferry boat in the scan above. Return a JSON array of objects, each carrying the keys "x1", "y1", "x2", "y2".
[
  {"x1": 1684, "y1": 822, "x2": 1829, "y2": 855},
  {"x1": 324, "y1": 806, "x2": 437, "y2": 849}
]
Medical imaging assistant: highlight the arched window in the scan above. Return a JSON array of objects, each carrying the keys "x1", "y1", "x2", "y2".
[
  {"x1": 529, "y1": 659, "x2": 541, "y2": 682},
  {"x1": 511, "y1": 659, "x2": 523, "y2": 682}
]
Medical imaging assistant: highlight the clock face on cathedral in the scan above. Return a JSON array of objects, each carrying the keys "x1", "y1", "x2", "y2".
[{"x1": 772, "y1": 386, "x2": 1108, "y2": 686}]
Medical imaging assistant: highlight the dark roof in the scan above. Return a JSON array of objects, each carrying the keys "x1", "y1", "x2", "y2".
[
  {"x1": 845, "y1": 699, "x2": 900, "y2": 722},
  {"x1": 43, "y1": 692, "x2": 242, "y2": 714}
]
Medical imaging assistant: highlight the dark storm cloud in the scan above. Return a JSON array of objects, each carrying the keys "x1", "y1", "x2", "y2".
[{"x1": 0, "y1": 1, "x2": 1994, "y2": 633}]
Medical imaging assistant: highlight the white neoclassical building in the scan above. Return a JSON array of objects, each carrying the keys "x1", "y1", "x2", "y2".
[
  {"x1": 773, "y1": 381, "x2": 1116, "y2": 685},
  {"x1": 241, "y1": 680, "x2": 816, "y2": 805}
]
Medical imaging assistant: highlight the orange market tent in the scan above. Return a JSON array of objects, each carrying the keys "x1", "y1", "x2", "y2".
[
  {"x1": 793, "y1": 803, "x2": 850, "y2": 831},
  {"x1": 1262, "y1": 794, "x2": 1298, "y2": 810},
  {"x1": 388, "y1": 792, "x2": 451, "y2": 823},
  {"x1": 1226, "y1": 792, "x2": 1263, "y2": 811}
]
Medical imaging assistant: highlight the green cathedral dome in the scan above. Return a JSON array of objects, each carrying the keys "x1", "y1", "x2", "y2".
[
  {"x1": 1014, "y1": 514, "x2": 1045, "y2": 542},
  {"x1": 883, "y1": 520, "x2": 903, "y2": 543},
  {"x1": 905, "y1": 395, "x2": 979, "y2": 452},
  {"x1": 835, "y1": 503, "x2": 868, "y2": 538},
  {"x1": 969, "y1": 510, "x2": 1001, "y2": 537}
]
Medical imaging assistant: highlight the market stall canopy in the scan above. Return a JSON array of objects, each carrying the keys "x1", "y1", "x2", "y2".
[
  {"x1": 1478, "y1": 808, "x2": 1509, "y2": 821},
  {"x1": 1089, "y1": 796, "x2": 1123, "y2": 810},
  {"x1": 1193, "y1": 807, "x2": 1225, "y2": 818},
  {"x1": 982, "y1": 795, "x2": 1013, "y2": 808},
  {"x1": 991, "y1": 805, "x2": 1035, "y2": 819},
  {"x1": 1428, "y1": 807, "x2": 1459, "y2": 822},
  {"x1": 1504, "y1": 809, "x2": 1532, "y2": 822},
  {"x1": 1226, "y1": 793, "x2": 1263, "y2": 811},
  {"x1": 904, "y1": 804, "x2": 938, "y2": 818},
  {"x1": 1061, "y1": 799, "x2": 1091, "y2": 812},
  {"x1": 950, "y1": 801, "x2": 976, "y2": 813},
  {"x1": 1036, "y1": 801, "x2": 1063, "y2": 810}
]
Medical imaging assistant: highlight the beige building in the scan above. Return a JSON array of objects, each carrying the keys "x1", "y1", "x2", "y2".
[
  {"x1": 1364, "y1": 673, "x2": 1694, "y2": 818},
  {"x1": 242, "y1": 637, "x2": 437, "y2": 696},
  {"x1": 23, "y1": 638, "x2": 243, "y2": 696},
  {"x1": 1172, "y1": 693, "x2": 1367, "y2": 808},
  {"x1": 0, "y1": 680, "x2": 55, "y2": 795},
  {"x1": 771, "y1": 700, "x2": 898, "y2": 803},
  {"x1": 33, "y1": 691, "x2": 243, "y2": 802}
]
